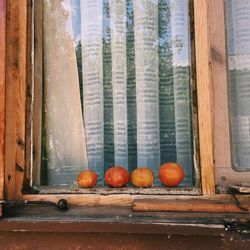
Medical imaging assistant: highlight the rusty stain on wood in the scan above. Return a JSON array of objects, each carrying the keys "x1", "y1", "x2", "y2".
[{"x1": 210, "y1": 47, "x2": 225, "y2": 65}]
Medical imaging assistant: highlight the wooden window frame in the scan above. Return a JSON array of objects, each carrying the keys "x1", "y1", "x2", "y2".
[
  {"x1": 32, "y1": 0, "x2": 201, "y2": 195},
  {"x1": 0, "y1": 0, "x2": 250, "y2": 213},
  {"x1": 0, "y1": 0, "x2": 6, "y2": 206},
  {"x1": 209, "y1": 0, "x2": 250, "y2": 186}
]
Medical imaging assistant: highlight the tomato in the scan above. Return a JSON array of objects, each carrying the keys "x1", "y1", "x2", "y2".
[
  {"x1": 131, "y1": 167, "x2": 154, "y2": 188},
  {"x1": 77, "y1": 170, "x2": 98, "y2": 188},
  {"x1": 105, "y1": 166, "x2": 129, "y2": 188},
  {"x1": 159, "y1": 163, "x2": 185, "y2": 187}
]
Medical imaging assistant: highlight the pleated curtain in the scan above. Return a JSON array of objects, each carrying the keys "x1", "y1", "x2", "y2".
[{"x1": 42, "y1": 0, "x2": 193, "y2": 186}]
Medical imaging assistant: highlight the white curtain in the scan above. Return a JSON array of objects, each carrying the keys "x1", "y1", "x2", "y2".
[
  {"x1": 43, "y1": 0, "x2": 88, "y2": 185},
  {"x1": 80, "y1": 0, "x2": 104, "y2": 184},
  {"x1": 170, "y1": 0, "x2": 193, "y2": 184},
  {"x1": 134, "y1": 0, "x2": 160, "y2": 181},
  {"x1": 110, "y1": 0, "x2": 129, "y2": 169},
  {"x1": 43, "y1": 0, "x2": 194, "y2": 186},
  {"x1": 226, "y1": 0, "x2": 250, "y2": 170}
]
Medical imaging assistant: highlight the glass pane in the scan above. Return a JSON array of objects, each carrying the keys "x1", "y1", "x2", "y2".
[
  {"x1": 226, "y1": 0, "x2": 250, "y2": 171},
  {"x1": 36, "y1": 0, "x2": 195, "y2": 187}
]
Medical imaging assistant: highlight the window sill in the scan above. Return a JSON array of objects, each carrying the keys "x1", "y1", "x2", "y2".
[
  {"x1": 19, "y1": 193, "x2": 250, "y2": 212},
  {"x1": 1, "y1": 204, "x2": 248, "y2": 236},
  {"x1": 36, "y1": 186, "x2": 201, "y2": 195},
  {"x1": 1, "y1": 194, "x2": 249, "y2": 236}
]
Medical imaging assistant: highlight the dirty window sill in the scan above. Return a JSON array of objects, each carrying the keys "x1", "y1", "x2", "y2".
[{"x1": 1, "y1": 204, "x2": 249, "y2": 236}]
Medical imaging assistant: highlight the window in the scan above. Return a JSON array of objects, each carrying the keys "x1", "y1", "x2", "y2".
[
  {"x1": 226, "y1": 0, "x2": 250, "y2": 171},
  {"x1": 1, "y1": 0, "x2": 250, "y2": 235},
  {"x1": 3, "y1": 0, "x2": 223, "y2": 206},
  {"x1": 211, "y1": 0, "x2": 250, "y2": 187},
  {"x1": 33, "y1": 0, "x2": 198, "y2": 190}
]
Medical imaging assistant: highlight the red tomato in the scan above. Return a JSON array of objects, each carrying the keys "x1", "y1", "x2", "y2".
[
  {"x1": 105, "y1": 166, "x2": 129, "y2": 188},
  {"x1": 77, "y1": 170, "x2": 98, "y2": 188},
  {"x1": 159, "y1": 163, "x2": 185, "y2": 187},
  {"x1": 131, "y1": 167, "x2": 154, "y2": 188}
]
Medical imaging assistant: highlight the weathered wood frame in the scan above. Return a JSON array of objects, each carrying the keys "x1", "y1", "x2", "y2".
[
  {"x1": 194, "y1": 0, "x2": 215, "y2": 195},
  {"x1": 1, "y1": 0, "x2": 250, "y2": 209},
  {"x1": 0, "y1": 0, "x2": 7, "y2": 213},
  {"x1": 209, "y1": 0, "x2": 250, "y2": 185},
  {"x1": 4, "y1": 0, "x2": 29, "y2": 201},
  {"x1": 194, "y1": 0, "x2": 250, "y2": 192}
]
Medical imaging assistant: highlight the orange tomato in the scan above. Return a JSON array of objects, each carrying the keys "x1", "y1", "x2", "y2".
[
  {"x1": 131, "y1": 167, "x2": 154, "y2": 188},
  {"x1": 159, "y1": 163, "x2": 185, "y2": 187},
  {"x1": 77, "y1": 170, "x2": 98, "y2": 188},
  {"x1": 105, "y1": 166, "x2": 129, "y2": 188}
]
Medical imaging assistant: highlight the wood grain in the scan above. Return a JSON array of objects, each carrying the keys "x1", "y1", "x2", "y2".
[
  {"x1": 194, "y1": 0, "x2": 215, "y2": 194},
  {"x1": 23, "y1": 194, "x2": 135, "y2": 207},
  {"x1": 133, "y1": 195, "x2": 250, "y2": 213},
  {"x1": 0, "y1": 0, "x2": 6, "y2": 202},
  {"x1": 15, "y1": 0, "x2": 28, "y2": 199},
  {"x1": 23, "y1": 194, "x2": 250, "y2": 213},
  {"x1": 5, "y1": 0, "x2": 20, "y2": 200},
  {"x1": 5, "y1": 0, "x2": 28, "y2": 200},
  {"x1": 209, "y1": 0, "x2": 231, "y2": 171},
  {"x1": 3, "y1": 0, "x2": 247, "y2": 200}
]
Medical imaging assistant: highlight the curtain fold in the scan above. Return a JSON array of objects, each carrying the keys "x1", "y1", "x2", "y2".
[
  {"x1": 126, "y1": 0, "x2": 137, "y2": 172},
  {"x1": 170, "y1": 0, "x2": 193, "y2": 185},
  {"x1": 110, "y1": 0, "x2": 129, "y2": 169},
  {"x1": 103, "y1": 0, "x2": 115, "y2": 171},
  {"x1": 134, "y1": 0, "x2": 161, "y2": 181},
  {"x1": 159, "y1": 0, "x2": 177, "y2": 166},
  {"x1": 81, "y1": 0, "x2": 104, "y2": 184},
  {"x1": 43, "y1": 0, "x2": 88, "y2": 185}
]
